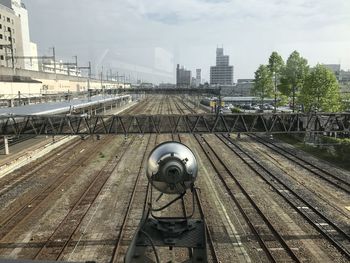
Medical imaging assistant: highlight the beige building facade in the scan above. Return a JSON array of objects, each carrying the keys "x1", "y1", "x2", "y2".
[{"x1": 0, "y1": 3, "x2": 24, "y2": 68}]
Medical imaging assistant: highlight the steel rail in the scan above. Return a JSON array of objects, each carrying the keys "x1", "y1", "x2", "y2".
[
  {"x1": 250, "y1": 134, "x2": 350, "y2": 193},
  {"x1": 34, "y1": 136, "x2": 136, "y2": 260},
  {"x1": 176, "y1": 133, "x2": 220, "y2": 263},
  {"x1": 0, "y1": 137, "x2": 82, "y2": 197},
  {"x1": 110, "y1": 95, "x2": 163, "y2": 262},
  {"x1": 195, "y1": 134, "x2": 301, "y2": 262},
  {"x1": 0, "y1": 137, "x2": 114, "y2": 242},
  {"x1": 219, "y1": 134, "x2": 350, "y2": 260}
]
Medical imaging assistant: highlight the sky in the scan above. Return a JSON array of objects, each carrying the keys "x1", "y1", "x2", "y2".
[{"x1": 24, "y1": 0, "x2": 350, "y2": 84}]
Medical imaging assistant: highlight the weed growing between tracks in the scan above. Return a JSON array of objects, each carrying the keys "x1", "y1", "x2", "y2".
[{"x1": 276, "y1": 134, "x2": 350, "y2": 171}]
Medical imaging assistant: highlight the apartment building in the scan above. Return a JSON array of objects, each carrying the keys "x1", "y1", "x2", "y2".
[
  {"x1": 0, "y1": 3, "x2": 23, "y2": 68},
  {"x1": 210, "y1": 47, "x2": 234, "y2": 85},
  {"x1": 0, "y1": 0, "x2": 38, "y2": 70}
]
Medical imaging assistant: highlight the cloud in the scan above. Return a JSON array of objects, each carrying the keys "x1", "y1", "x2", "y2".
[
  {"x1": 24, "y1": 0, "x2": 350, "y2": 83},
  {"x1": 124, "y1": 0, "x2": 350, "y2": 28}
]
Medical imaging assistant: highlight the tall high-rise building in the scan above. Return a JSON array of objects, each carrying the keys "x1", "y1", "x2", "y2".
[
  {"x1": 210, "y1": 47, "x2": 234, "y2": 85},
  {"x1": 0, "y1": 0, "x2": 38, "y2": 70},
  {"x1": 176, "y1": 64, "x2": 191, "y2": 88},
  {"x1": 196, "y1": 69, "x2": 201, "y2": 86}
]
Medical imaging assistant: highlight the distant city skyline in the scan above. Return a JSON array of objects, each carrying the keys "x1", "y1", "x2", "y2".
[{"x1": 24, "y1": 0, "x2": 350, "y2": 84}]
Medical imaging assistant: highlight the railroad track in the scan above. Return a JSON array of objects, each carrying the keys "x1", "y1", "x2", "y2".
[
  {"x1": 250, "y1": 134, "x2": 350, "y2": 194},
  {"x1": 110, "y1": 95, "x2": 165, "y2": 261},
  {"x1": 175, "y1": 100, "x2": 219, "y2": 261},
  {"x1": 110, "y1": 134, "x2": 156, "y2": 262},
  {"x1": 245, "y1": 134, "x2": 350, "y2": 221},
  {"x1": 0, "y1": 135, "x2": 37, "y2": 152},
  {"x1": 123, "y1": 97, "x2": 151, "y2": 115},
  {"x1": 33, "y1": 136, "x2": 136, "y2": 260},
  {"x1": 218, "y1": 134, "x2": 350, "y2": 260},
  {"x1": 173, "y1": 98, "x2": 185, "y2": 115},
  {"x1": 179, "y1": 97, "x2": 197, "y2": 114},
  {"x1": 194, "y1": 134, "x2": 301, "y2": 262},
  {"x1": 0, "y1": 137, "x2": 82, "y2": 197},
  {"x1": 0, "y1": 98, "x2": 156, "y2": 260},
  {"x1": 157, "y1": 95, "x2": 165, "y2": 115},
  {"x1": 176, "y1": 134, "x2": 220, "y2": 263},
  {"x1": 0, "y1": 136, "x2": 114, "y2": 242}
]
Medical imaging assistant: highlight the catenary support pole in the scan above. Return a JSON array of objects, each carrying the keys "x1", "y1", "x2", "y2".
[{"x1": 4, "y1": 136, "x2": 9, "y2": 155}]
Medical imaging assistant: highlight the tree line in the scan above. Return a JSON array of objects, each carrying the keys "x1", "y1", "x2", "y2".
[{"x1": 253, "y1": 51, "x2": 343, "y2": 112}]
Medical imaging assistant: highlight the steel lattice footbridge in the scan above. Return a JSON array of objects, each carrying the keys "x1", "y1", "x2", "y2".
[{"x1": 1, "y1": 113, "x2": 349, "y2": 136}]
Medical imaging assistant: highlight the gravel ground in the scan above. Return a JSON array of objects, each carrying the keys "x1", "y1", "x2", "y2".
[{"x1": 0, "y1": 95, "x2": 348, "y2": 263}]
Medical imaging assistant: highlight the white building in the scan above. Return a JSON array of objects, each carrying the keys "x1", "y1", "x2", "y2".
[
  {"x1": 40, "y1": 59, "x2": 81, "y2": 77},
  {"x1": 0, "y1": 3, "x2": 22, "y2": 68},
  {"x1": 0, "y1": 0, "x2": 38, "y2": 71}
]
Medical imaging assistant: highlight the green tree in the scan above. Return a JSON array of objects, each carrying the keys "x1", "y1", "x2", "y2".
[
  {"x1": 280, "y1": 51, "x2": 309, "y2": 112},
  {"x1": 253, "y1": 65, "x2": 274, "y2": 105},
  {"x1": 268, "y1": 51, "x2": 285, "y2": 111},
  {"x1": 268, "y1": 51, "x2": 284, "y2": 74},
  {"x1": 342, "y1": 93, "x2": 350, "y2": 111},
  {"x1": 299, "y1": 64, "x2": 341, "y2": 112},
  {"x1": 276, "y1": 94, "x2": 289, "y2": 107}
]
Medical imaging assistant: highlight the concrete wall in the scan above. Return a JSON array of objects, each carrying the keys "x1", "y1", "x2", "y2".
[
  {"x1": 0, "y1": 67, "x2": 130, "y2": 95},
  {"x1": 0, "y1": 81, "x2": 41, "y2": 96}
]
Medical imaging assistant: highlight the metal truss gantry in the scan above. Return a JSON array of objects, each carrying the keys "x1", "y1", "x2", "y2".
[
  {"x1": 1, "y1": 113, "x2": 349, "y2": 136},
  {"x1": 117, "y1": 88, "x2": 221, "y2": 95}
]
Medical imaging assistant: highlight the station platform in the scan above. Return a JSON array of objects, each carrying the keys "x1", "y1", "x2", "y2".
[{"x1": 0, "y1": 95, "x2": 130, "y2": 115}]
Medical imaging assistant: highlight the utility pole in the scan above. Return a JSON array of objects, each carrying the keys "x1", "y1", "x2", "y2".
[
  {"x1": 51, "y1": 47, "x2": 56, "y2": 74},
  {"x1": 78, "y1": 61, "x2": 92, "y2": 100},
  {"x1": 101, "y1": 66, "x2": 104, "y2": 97},
  {"x1": 274, "y1": 71, "x2": 277, "y2": 112},
  {"x1": 292, "y1": 71, "x2": 296, "y2": 113},
  {"x1": 74, "y1": 55, "x2": 78, "y2": 76},
  {"x1": 4, "y1": 136, "x2": 9, "y2": 155},
  {"x1": 88, "y1": 61, "x2": 91, "y2": 100},
  {"x1": 271, "y1": 59, "x2": 277, "y2": 113},
  {"x1": 292, "y1": 83, "x2": 296, "y2": 113}
]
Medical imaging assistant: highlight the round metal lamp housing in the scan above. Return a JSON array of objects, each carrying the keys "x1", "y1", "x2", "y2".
[{"x1": 146, "y1": 141, "x2": 198, "y2": 194}]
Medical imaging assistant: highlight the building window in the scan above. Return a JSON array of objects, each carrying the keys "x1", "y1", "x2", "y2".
[
  {"x1": 0, "y1": 55, "x2": 4, "y2": 60},
  {"x1": 0, "y1": 24, "x2": 2, "y2": 29},
  {"x1": 8, "y1": 37, "x2": 11, "y2": 42},
  {"x1": 7, "y1": 27, "x2": 10, "y2": 32},
  {"x1": 0, "y1": 34, "x2": 3, "y2": 39},
  {"x1": 7, "y1": 17, "x2": 10, "y2": 23}
]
